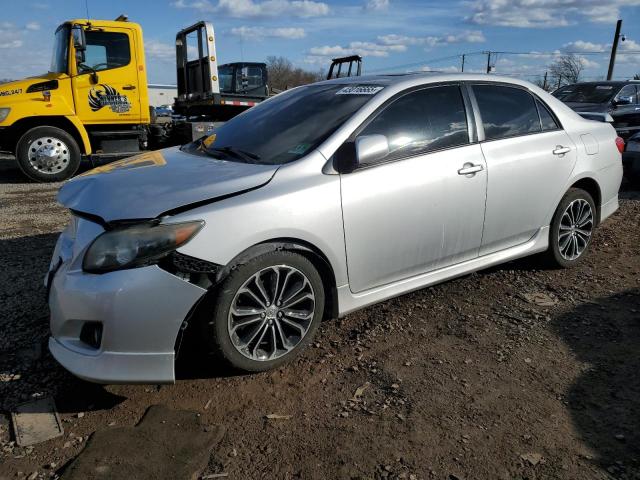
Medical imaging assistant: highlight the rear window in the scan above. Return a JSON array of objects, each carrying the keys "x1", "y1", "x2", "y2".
[
  {"x1": 473, "y1": 85, "x2": 541, "y2": 140},
  {"x1": 552, "y1": 84, "x2": 619, "y2": 103},
  {"x1": 536, "y1": 99, "x2": 559, "y2": 131}
]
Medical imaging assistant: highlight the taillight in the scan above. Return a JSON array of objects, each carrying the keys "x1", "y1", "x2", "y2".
[{"x1": 615, "y1": 136, "x2": 625, "y2": 153}]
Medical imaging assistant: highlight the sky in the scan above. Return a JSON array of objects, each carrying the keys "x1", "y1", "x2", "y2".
[{"x1": 0, "y1": 0, "x2": 639, "y2": 85}]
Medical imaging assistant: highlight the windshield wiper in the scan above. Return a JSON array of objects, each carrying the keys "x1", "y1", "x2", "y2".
[{"x1": 208, "y1": 146, "x2": 261, "y2": 163}]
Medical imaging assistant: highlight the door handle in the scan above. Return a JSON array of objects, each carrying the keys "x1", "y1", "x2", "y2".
[
  {"x1": 457, "y1": 163, "x2": 484, "y2": 176},
  {"x1": 552, "y1": 145, "x2": 571, "y2": 156},
  {"x1": 122, "y1": 85, "x2": 136, "y2": 90}
]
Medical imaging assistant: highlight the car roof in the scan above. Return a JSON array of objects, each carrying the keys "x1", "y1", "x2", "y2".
[{"x1": 317, "y1": 72, "x2": 546, "y2": 90}]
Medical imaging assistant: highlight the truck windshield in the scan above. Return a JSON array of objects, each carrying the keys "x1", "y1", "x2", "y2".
[
  {"x1": 202, "y1": 83, "x2": 381, "y2": 165},
  {"x1": 50, "y1": 25, "x2": 70, "y2": 74},
  {"x1": 552, "y1": 84, "x2": 619, "y2": 104}
]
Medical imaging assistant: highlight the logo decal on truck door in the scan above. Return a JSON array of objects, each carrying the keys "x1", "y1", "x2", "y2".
[{"x1": 88, "y1": 84, "x2": 131, "y2": 113}]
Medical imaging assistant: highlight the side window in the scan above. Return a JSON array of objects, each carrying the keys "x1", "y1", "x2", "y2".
[
  {"x1": 358, "y1": 85, "x2": 469, "y2": 163},
  {"x1": 473, "y1": 85, "x2": 541, "y2": 140},
  {"x1": 81, "y1": 31, "x2": 131, "y2": 73},
  {"x1": 535, "y1": 99, "x2": 559, "y2": 131}
]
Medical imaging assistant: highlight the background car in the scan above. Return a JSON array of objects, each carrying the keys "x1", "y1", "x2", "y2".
[
  {"x1": 552, "y1": 80, "x2": 640, "y2": 139},
  {"x1": 623, "y1": 131, "x2": 640, "y2": 181},
  {"x1": 46, "y1": 74, "x2": 623, "y2": 384}
]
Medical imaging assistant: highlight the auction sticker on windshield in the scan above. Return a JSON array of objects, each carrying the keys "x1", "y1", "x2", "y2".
[{"x1": 336, "y1": 86, "x2": 384, "y2": 95}]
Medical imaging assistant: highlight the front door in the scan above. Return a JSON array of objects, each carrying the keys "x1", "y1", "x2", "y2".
[
  {"x1": 470, "y1": 84, "x2": 578, "y2": 255},
  {"x1": 71, "y1": 25, "x2": 142, "y2": 125},
  {"x1": 340, "y1": 85, "x2": 487, "y2": 293}
]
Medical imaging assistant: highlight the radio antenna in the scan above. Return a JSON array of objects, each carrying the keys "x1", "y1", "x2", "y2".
[{"x1": 84, "y1": 0, "x2": 90, "y2": 19}]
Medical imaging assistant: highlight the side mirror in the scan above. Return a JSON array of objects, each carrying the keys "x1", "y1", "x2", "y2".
[
  {"x1": 72, "y1": 25, "x2": 86, "y2": 51},
  {"x1": 333, "y1": 134, "x2": 390, "y2": 173},
  {"x1": 72, "y1": 26, "x2": 86, "y2": 65},
  {"x1": 355, "y1": 134, "x2": 389, "y2": 166},
  {"x1": 614, "y1": 95, "x2": 633, "y2": 106}
]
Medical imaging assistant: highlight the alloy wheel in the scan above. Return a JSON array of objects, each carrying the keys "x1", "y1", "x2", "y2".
[
  {"x1": 227, "y1": 265, "x2": 316, "y2": 361},
  {"x1": 558, "y1": 198, "x2": 594, "y2": 261}
]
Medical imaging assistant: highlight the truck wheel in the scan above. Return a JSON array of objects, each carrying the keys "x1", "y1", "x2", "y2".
[{"x1": 16, "y1": 126, "x2": 81, "y2": 182}]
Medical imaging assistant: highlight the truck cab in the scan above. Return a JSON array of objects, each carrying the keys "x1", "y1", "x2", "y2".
[
  {"x1": 0, "y1": 17, "x2": 150, "y2": 182},
  {"x1": 0, "y1": 17, "x2": 270, "y2": 182}
]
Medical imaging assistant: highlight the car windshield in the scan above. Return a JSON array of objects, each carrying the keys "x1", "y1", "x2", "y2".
[
  {"x1": 552, "y1": 84, "x2": 620, "y2": 103},
  {"x1": 50, "y1": 24, "x2": 70, "y2": 73},
  {"x1": 202, "y1": 83, "x2": 381, "y2": 165}
]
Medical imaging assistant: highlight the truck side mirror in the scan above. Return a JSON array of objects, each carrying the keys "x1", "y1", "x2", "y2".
[
  {"x1": 72, "y1": 25, "x2": 86, "y2": 64},
  {"x1": 72, "y1": 25, "x2": 86, "y2": 51}
]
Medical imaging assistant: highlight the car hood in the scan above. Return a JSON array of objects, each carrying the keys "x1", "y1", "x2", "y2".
[
  {"x1": 58, "y1": 147, "x2": 279, "y2": 222},
  {"x1": 563, "y1": 102, "x2": 609, "y2": 113}
]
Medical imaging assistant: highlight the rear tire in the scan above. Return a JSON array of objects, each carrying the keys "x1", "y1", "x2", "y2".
[
  {"x1": 545, "y1": 188, "x2": 596, "y2": 268},
  {"x1": 16, "y1": 126, "x2": 81, "y2": 182},
  {"x1": 203, "y1": 251, "x2": 325, "y2": 372}
]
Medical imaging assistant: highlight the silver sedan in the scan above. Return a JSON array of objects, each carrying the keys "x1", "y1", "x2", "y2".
[{"x1": 46, "y1": 74, "x2": 623, "y2": 383}]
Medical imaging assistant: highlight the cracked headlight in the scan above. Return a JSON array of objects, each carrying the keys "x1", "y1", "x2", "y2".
[{"x1": 83, "y1": 221, "x2": 204, "y2": 273}]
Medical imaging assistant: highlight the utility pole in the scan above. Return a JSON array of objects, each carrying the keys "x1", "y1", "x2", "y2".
[
  {"x1": 461, "y1": 54, "x2": 465, "y2": 72},
  {"x1": 486, "y1": 51, "x2": 491, "y2": 73},
  {"x1": 607, "y1": 19, "x2": 623, "y2": 80}
]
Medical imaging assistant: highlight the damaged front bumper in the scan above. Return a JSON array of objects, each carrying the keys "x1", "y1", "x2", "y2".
[{"x1": 46, "y1": 216, "x2": 207, "y2": 384}]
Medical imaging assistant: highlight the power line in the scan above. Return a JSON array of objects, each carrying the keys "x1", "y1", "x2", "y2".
[{"x1": 366, "y1": 48, "x2": 640, "y2": 76}]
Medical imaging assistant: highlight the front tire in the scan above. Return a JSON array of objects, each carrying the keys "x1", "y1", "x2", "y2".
[
  {"x1": 204, "y1": 251, "x2": 325, "y2": 372},
  {"x1": 545, "y1": 188, "x2": 596, "y2": 268},
  {"x1": 16, "y1": 126, "x2": 81, "y2": 182}
]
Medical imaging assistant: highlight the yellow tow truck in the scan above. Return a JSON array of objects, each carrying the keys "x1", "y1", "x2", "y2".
[{"x1": 0, "y1": 16, "x2": 269, "y2": 182}]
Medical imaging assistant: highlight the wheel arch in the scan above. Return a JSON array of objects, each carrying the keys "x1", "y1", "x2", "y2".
[
  {"x1": 7, "y1": 116, "x2": 91, "y2": 154},
  {"x1": 214, "y1": 238, "x2": 339, "y2": 321},
  {"x1": 569, "y1": 176, "x2": 602, "y2": 224}
]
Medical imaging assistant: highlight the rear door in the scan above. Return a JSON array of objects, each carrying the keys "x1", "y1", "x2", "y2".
[
  {"x1": 340, "y1": 85, "x2": 487, "y2": 293},
  {"x1": 71, "y1": 25, "x2": 142, "y2": 124},
  {"x1": 471, "y1": 84, "x2": 577, "y2": 255}
]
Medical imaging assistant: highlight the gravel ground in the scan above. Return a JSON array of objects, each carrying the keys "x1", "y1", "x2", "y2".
[{"x1": 0, "y1": 155, "x2": 639, "y2": 480}]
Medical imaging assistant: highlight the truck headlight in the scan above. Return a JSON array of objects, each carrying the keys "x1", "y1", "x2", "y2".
[
  {"x1": 83, "y1": 221, "x2": 204, "y2": 273},
  {"x1": 0, "y1": 108, "x2": 10, "y2": 123}
]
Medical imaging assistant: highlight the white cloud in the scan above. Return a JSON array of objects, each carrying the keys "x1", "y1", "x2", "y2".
[
  {"x1": 563, "y1": 40, "x2": 605, "y2": 52},
  {"x1": 467, "y1": 0, "x2": 640, "y2": 28},
  {"x1": 378, "y1": 30, "x2": 485, "y2": 49},
  {"x1": 25, "y1": 22, "x2": 40, "y2": 31},
  {"x1": 309, "y1": 40, "x2": 406, "y2": 59},
  {"x1": 418, "y1": 65, "x2": 460, "y2": 73},
  {"x1": 231, "y1": 26, "x2": 306, "y2": 39},
  {"x1": 0, "y1": 22, "x2": 24, "y2": 49},
  {"x1": 145, "y1": 40, "x2": 176, "y2": 61},
  {"x1": 365, "y1": 0, "x2": 389, "y2": 11},
  {"x1": 172, "y1": 0, "x2": 329, "y2": 17}
]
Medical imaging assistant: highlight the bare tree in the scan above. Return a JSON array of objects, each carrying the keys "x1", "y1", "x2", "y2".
[
  {"x1": 549, "y1": 54, "x2": 584, "y2": 86},
  {"x1": 266, "y1": 56, "x2": 324, "y2": 92},
  {"x1": 533, "y1": 73, "x2": 552, "y2": 92}
]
